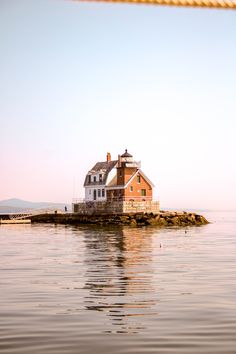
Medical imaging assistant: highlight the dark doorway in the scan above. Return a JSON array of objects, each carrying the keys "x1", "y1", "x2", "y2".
[{"x1": 93, "y1": 190, "x2": 97, "y2": 200}]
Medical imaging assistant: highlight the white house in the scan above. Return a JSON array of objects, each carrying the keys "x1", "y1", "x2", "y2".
[{"x1": 83, "y1": 153, "x2": 118, "y2": 201}]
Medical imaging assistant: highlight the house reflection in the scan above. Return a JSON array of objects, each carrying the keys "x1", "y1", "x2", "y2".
[{"x1": 83, "y1": 226, "x2": 159, "y2": 333}]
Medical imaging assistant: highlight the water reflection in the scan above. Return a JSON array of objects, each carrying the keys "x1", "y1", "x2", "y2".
[{"x1": 82, "y1": 226, "x2": 159, "y2": 333}]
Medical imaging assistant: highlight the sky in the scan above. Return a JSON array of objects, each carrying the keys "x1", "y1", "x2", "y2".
[{"x1": 0, "y1": 0, "x2": 236, "y2": 210}]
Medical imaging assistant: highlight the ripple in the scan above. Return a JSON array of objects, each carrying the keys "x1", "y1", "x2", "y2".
[{"x1": 0, "y1": 214, "x2": 236, "y2": 353}]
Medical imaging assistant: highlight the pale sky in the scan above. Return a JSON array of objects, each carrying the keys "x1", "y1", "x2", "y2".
[{"x1": 0, "y1": 0, "x2": 236, "y2": 210}]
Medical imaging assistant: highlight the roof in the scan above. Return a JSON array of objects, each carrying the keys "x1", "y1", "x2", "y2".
[
  {"x1": 121, "y1": 149, "x2": 133, "y2": 158},
  {"x1": 106, "y1": 175, "x2": 118, "y2": 188},
  {"x1": 105, "y1": 169, "x2": 155, "y2": 190},
  {"x1": 84, "y1": 160, "x2": 117, "y2": 186},
  {"x1": 133, "y1": 169, "x2": 155, "y2": 188},
  {"x1": 90, "y1": 160, "x2": 117, "y2": 173}
]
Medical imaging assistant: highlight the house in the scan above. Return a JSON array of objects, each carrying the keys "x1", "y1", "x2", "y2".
[
  {"x1": 73, "y1": 150, "x2": 159, "y2": 214},
  {"x1": 83, "y1": 153, "x2": 118, "y2": 202},
  {"x1": 106, "y1": 150, "x2": 154, "y2": 202}
]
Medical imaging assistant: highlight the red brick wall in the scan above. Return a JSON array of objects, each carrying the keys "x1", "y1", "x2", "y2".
[
  {"x1": 117, "y1": 167, "x2": 137, "y2": 185},
  {"x1": 124, "y1": 172, "x2": 152, "y2": 200},
  {"x1": 107, "y1": 172, "x2": 152, "y2": 201}
]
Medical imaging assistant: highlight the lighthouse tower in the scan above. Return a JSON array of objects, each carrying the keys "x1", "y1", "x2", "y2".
[{"x1": 116, "y1": 149, "x2": 140, "y2": 186}]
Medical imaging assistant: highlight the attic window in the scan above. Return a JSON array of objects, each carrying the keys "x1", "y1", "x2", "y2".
[
  {"x1": 137, "y1": 175, "x2": 141, "y2": 184},
  {"x1": 130, "y1": 186, "x2": 133, "y2": 192},
  {"x1": 99, "y1": 174, "x2": 102, "y2": 182},
  {"x1": 93, "y1": 176, "x2": 96, "y2": 182},
  {"x1": 88, "y1": 175, "x2": 91, "y2": 183}
]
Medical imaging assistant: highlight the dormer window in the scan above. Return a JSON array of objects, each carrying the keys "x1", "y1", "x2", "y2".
[
  {"x1": 99, "y1": 174, "x2": 102, "y2": 182},
  {"x1": 93, "y1": 176, "x2": 96, "y2": 182},
  {"x1": 88, "y1": 175, "x2": 91, "y2": 183}
]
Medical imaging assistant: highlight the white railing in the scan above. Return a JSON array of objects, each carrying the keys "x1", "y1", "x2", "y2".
[
  {"x1": 73, "y1": 196, "x2": 154, "y2": 204},
  {"x1": 107, "y1": 196, "x2": 153, "y2": 202},
  {"x1": 72, "y1": 198, "x2": 85, "y2": 204},
  {"x1": 125, "y1": 161, "x2": 141, "y2": 168}
]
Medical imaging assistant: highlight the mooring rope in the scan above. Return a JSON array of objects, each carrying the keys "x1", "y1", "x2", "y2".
[{"x1": 75, "y1": 0, "x2": 236, "y2": 10}]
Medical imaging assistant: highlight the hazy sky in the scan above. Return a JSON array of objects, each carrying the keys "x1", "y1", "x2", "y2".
[{"x1": 1, "y1": 0, "x2": 236, "y2": 210}]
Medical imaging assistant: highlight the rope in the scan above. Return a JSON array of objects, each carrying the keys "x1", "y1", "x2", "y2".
[{"x1": 76, "y1": 0, "x2": 236, "y2": 9}]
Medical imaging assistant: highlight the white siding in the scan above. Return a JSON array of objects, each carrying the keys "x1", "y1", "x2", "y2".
[
  {"x1": 85, "y1": 186, "x2": 106, "y2": 201},
  {"x1": 84, "y1": 166, "x2": 116, "y2": 202}
]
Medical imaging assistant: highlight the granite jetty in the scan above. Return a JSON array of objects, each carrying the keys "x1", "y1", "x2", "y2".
[{"x1": 30, "y1": 211, "x2": 208, "y2": 227}]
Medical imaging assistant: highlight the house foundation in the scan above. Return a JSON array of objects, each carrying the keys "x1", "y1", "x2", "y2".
[{"x1": 73, "y1": 200, "x2": 160, "y2": 215}]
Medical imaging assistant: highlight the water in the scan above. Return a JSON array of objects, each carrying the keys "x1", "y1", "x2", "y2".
[{"x1": 0, "y1": 211, "x2": 236, "y2": 354}]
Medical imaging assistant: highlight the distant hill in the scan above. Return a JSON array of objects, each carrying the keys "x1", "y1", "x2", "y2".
[{"x1": 0, "y1": 198, "x2": 71, "y2": 214}]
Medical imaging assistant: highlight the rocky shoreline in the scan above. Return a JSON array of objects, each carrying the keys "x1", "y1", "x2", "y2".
[{"x1": 30, "y1": 211, "x2": 209, "y2": 227}]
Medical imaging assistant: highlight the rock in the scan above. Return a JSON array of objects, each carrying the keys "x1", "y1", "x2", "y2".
[{"x1": 31, "y1": 211, "x2": 209, "y2": 227}]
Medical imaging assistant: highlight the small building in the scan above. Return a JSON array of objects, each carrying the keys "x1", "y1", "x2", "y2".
[
  {"x1": 106, "y1": 150, "x2": 154, "y2": 202},
  {"x1": 73, "y1": 150, "x2": 159, "y2": 214},
  {"x1": 83, "y1": 152, "x2": 118, "y2": 202}
]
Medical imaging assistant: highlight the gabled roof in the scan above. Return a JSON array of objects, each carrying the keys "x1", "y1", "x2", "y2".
[
  {"x1": 105, "y1": 169, "x2": 155, "y2": 190},
  {"x1": 126, "y1": 169, "x2": 155, "y2": 188},
  {"x1": 84, "y1": 160, "x2": 117, "y2": 186}
]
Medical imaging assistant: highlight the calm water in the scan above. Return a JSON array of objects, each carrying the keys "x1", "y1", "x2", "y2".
[{"x1": 0, "y1": 211, "x2": 236, "y2": 354}]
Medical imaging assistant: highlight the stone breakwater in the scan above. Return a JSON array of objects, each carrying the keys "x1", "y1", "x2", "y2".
[{"x1": 31, "y1": 211, "x2": 209, "y2": 227}]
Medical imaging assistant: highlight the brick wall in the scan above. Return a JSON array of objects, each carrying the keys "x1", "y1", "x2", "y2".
[
  {"x1": 116, "y1": 167, "x2": 137, "y2": 185},
  {"x1": 124, "y1": 172, "x2": 152, "y2": 199}
]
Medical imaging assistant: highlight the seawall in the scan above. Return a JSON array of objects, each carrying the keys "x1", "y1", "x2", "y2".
[{"x1": 30, "y1": 211, "x2": 209, "y2": 227}]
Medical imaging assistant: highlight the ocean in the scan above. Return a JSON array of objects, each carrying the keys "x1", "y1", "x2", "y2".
[{"x1": 0, "y1": 211, "x2": 236, "y2": 354}]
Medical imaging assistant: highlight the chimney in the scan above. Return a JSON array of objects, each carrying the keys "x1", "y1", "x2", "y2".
[
  {"x1": 118, "y1": 154, "x2": 121, "y2": 167},
  {"x1": 107, "y1": 152, "x2": 111, "y2": 162}
]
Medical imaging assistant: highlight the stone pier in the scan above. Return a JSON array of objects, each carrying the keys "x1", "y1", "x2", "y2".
[{"x1": 30, "y1": 211, "x2": 209, "y2": 227}]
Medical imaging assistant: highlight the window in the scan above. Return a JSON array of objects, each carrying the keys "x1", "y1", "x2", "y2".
[
  {"x1": 88, "y1": 175, "x2": 91, "y2": 183},
  {"x1": 130, "y1": 186, "x2": 133, "y2": 192},
  {"x1": 99, "y1": 174, "x2": 102, "y2": 182},
  {"x1": 93, "y1": 176, "x2": 96, "y2": 182},
  {"x1": 137, "y1": 175, "x2": 141, "y2": 183},
  {"x1": 141, "y1": 189, "x2": 146, "y2": 196},
  {"x1": 98, "y1": 189, "x2": 101, "y2": 197},
  {"x1": 119, "y1": 170, "x2": 122, "y2": 177},
  {"x1": 89, "y1": 189, "x2": 91, "y2": 195},
  {"x1": 102, "y1": 189, "x2": 105, "y2": 197}
]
